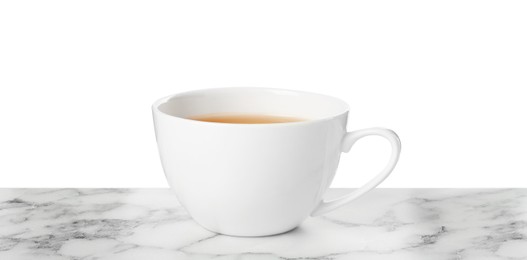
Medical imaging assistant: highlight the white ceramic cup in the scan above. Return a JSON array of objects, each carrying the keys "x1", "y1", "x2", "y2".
[{"x1": 152, "y1": 88, "x2": 401, "y2": 237}]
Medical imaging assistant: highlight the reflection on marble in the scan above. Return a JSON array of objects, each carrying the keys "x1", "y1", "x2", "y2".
[{"x1": 0, "y1": 188, "x2": 526, "y2": 259}]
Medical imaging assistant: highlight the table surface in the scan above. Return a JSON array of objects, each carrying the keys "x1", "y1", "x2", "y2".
[{"x1": 0, "y1": 189, "x2": 526, "y2": 260}]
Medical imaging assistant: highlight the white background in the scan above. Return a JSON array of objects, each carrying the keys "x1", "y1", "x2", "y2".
[{"x1": 1, "y1": 0, "x2": 526, "y2": 188}]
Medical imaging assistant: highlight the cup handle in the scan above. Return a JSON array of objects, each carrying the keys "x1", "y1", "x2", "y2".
[{"x1": 311, "y1": 127, "x2": 401, "y2": 216}]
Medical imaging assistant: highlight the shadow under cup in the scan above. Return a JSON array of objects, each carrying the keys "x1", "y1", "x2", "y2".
[{"x1": 152, "y1": 88, "x2": 350, "y2": 236}]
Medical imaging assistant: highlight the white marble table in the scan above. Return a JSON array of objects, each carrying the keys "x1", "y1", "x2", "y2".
[{"x1": 0, "y1": 189, "x2": 526, "y2": 259}]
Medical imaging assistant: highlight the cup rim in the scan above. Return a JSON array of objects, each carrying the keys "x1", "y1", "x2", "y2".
[{"x1": 152, "y1": 87, "x2": 350, "y2": 126}]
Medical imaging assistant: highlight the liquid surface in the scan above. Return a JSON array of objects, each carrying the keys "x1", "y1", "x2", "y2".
[{"x1": 187, "y1": 113, "x2": 306, "y2": 124}]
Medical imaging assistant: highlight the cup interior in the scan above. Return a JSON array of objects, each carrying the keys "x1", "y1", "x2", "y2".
[{"x1": 155, "y1": 88, "x2": 349, "y2": 120}]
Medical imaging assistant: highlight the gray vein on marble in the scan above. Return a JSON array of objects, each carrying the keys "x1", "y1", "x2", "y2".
[{"x1": 0, "y1": 188, "x2": 526, "y2": 260}]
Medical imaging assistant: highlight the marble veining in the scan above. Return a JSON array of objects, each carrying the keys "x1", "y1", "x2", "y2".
[{"x1": 0, "y1": 188, "x2": 526, "y2": 259}]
